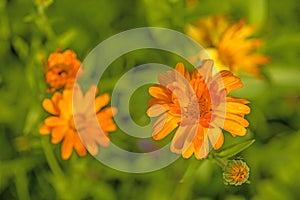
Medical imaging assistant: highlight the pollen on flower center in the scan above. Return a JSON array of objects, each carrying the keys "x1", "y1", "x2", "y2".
[
  {"x1": 231, "y1": 167, "x2": 248, "y2": 182},
  {"x1": 181, "y1": 94, "x2": 212, "y2": 127}
]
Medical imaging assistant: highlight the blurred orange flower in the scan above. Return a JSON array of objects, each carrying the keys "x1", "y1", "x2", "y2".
[
  {"x1": 147, "y1": 60, "x2": 250, "y2": 159},
  {"x1": 39, "y1": 84, "x2": 117, "y2": 160},
  {"x1": 44, "y1": 49, "x2": 83, "y2": 92},
  {"x1": 186, "y1": 16, "x2": 269, "y2": 78}
]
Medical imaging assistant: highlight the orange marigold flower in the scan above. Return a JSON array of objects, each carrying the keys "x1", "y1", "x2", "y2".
[
  {"x1": 223, "y1": 159, "x2": 250, "y2": 186},
  {"x1": 186, "y1": 15, "x2": 230, "y2": 47},
  {"x1": 186, "y1": 16, "x2": 270, "y2": 78},
  {"x1": 39, "y1": 84, "x2": 117, "y2": 160},
  {"x1": 147, "y1": 60, "x2": 250, "y2": 159},
  {"x1": 44, "y1": 49, "x2": 83, "y2": 92}
]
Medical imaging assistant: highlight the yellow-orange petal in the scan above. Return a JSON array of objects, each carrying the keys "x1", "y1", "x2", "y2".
[
  {"x1": 226, "y1": 102, "x2": 251, "y2": 115},
  {"x1": 152, "y1": 115, "x2": 179, "y2": 140},
  {"x1": 223, "y1": 120, "x2": 247, "y2": 136},
  {"x1": 147, "y1": 104, "x2": 167, "y2": 117},
  {"x1": 220, "y1": 71, "x2": 243, "y2": 93},
  {"x1": 225, "y1": 113, "x2": 249, "y2": 127},
  {"x1": 39, "y1": 124, "x2": 50, "y2": 135},
  {"x1": 207, "y1": 128, "x2": 224, "y2": 150},
  {"x1": 171, "y1": 125, "x2": 197, "y2": 154},
  {"x1": 148, "y1": 98, "x2": 171, "y2": 108},
  {"x1": 182, "y1": 144, "x2": 194, "y2": 158},
  {"x1": 226, "y1": 97, "x2": 250, "y2": 104}
]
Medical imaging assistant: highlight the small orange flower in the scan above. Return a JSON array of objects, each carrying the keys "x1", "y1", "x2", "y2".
[
  {"x1": 186, "y1": 16, "x2": 269, "y2": 78},
  {"x1": 44, "y1": 49, "x2": 83, "y2": 92},
  {"x1": 147, "y1": 60, "x2": 250, "y2": 159},
  {"x1": 223, "y1": 159, "x2": 250, "y2": 186},
  {"x1": 39, "y1": 84, "x2": 117, "y2": 160}
]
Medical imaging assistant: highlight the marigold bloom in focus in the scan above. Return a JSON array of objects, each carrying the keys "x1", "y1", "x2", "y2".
[
  {"x1": 223, "y1": 159, "x2": 250, "y2": 186},
  {"x1": 39, "y1": 84, "x2": 117, "y2": 160},
  {"x1": 186, "y1": 16, "x2": 269, "y2": 78},
  {"x1": 44, "y1": 49, "x2": 83, "y2": 92},
  {"x1": 147, "y1": 60, "x2": 250, "y2": 159}
]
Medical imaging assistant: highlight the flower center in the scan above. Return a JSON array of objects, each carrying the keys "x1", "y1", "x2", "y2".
[
  {"x1": 181, "y1": 95, "x2": 212, "y2": 126},
  {"x1": 231, "y1": 167, "x2": 248, "y2": 182}
]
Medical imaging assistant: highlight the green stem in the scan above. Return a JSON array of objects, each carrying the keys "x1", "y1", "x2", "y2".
[
  {"x1": 171, "y1": 159, "x2": 202, "y2": 200},
  {"x1": 36, "y1": 4, "x2": 55, "y2": 39},
  {"x1": 41, "y1": 137, "x2": 64, "y2": 177},
  {"x1": 14, "y1": 169, "x2": 30, "y2": 200},
  {"x1": 212, "y1": 154, "x2": 227, "y2": 169}
]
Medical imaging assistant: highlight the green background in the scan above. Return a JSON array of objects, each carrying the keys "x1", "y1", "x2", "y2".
[{"x1": 1, "y1": 0, "x2": 300, "y2": 199}]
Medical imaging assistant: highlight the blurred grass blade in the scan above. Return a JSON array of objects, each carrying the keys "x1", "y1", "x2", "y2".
[
  {"x1": 248, "y1": 0, "x2": 267, "y2": 29},
  {"x1": 180, "y1": 158, "x2": 202, "y2": 183}
]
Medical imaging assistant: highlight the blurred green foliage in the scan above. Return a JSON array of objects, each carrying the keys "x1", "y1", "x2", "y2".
[{"x1": 1, "y1": 0, "x2": 300, "y2": 199}]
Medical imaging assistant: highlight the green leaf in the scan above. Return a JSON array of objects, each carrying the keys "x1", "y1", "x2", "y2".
[{"x1": 216, "y1": 139, "x2": 255, "y2": 159}]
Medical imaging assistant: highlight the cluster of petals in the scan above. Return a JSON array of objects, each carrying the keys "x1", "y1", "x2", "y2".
[
  {"x1": 147, "y1": 60, "x2": 250, "y2": 159},
  {"x1": 186, "y1": 16, "x2": 269, "y2": 78}
]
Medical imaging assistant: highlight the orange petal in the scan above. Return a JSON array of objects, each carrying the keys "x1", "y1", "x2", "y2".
[
  {"x1": 158, "y1": 74, "x2": 173, "y2": 86},
  {"x1": 149, "y1": 86, "x2": 172, "y2": 101},
  {"x1": 175, "y1": 62, "x2": 191, "y2": 80},
  {"x1": 42, "y1": 99, "x2": 58, "y2": 115},
  {"x1": 51, "y1": 125, "x2": 68, "y2": 144},
  {"x1": 45, "y1": 116, "x2": 67, "y2": 126},
  {"x1": 93, "y1": 130, "x2": 110, "y2": 147},
  {"x1": 39, "y1": 124, "x2": 50, "y2": 135},
  {"x1": 95, "y1": 93, "x2": 110, "y2": 112},
  {"x1": 72, "y1": 84, "x2": 84, "y2": 113},
  {"x1": 61, "y1": 131, "x2": 74, "y2": 160},
  {"x1": 74, "y1": 136, "x2": 87, "y2": 157},
  {"x1": 52, "y1": 92, "x2": 62, "y2": 106},
  {"x1": 58, "y1": 97, "x2": 72, "y2": 119},
  {"x1": 82, "y1": 85, "x2": 98, "y2": 112},
  {"x1": 220, "y1": 71, "x2": 243, "y2": 93},
  {"x1": 194, "y1": 127, "x2": 210, "y2": 159}
]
